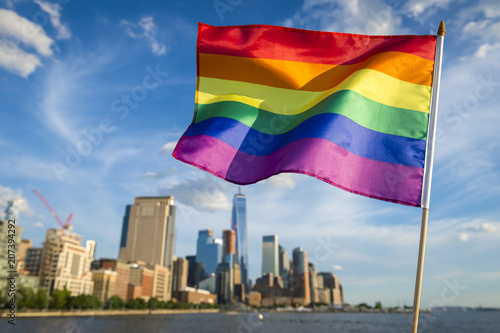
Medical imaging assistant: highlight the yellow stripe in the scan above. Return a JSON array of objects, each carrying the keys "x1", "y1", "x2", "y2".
[
  {"x1": 199, "y1": 51, "x2": 434, "y2": 90},
  {"x1": 198, "y1": 69, "x2": 431, "y2": 115}
]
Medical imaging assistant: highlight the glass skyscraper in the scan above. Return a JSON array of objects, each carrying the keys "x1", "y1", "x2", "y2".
[
  {"x1": 231, "y1": 192, "x2": 249, "y2": 291},
  {"x1": 204, "y1": 238, "x2": 223, "y2": 275},
  {"x1": 262, "y1": 235, "x2": 279, "y2": 276},
  {"x1": 196, "y1": 229, "x2": 213, "y2": 264}
]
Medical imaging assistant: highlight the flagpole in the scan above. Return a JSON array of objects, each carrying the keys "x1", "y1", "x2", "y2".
[{"x1": 411, "y1": 21, "x2": 445, "y2": 333}]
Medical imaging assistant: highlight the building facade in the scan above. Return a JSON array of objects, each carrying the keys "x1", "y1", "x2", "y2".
[
  {"x1": 25, "y1": 247, "x2": 43, "y2": 277},
  {"x1": 113, "y1": 260, "x2": 130, "y2": 301},
  {"x1": 172, "y1": 257, "x2": 189, "y2": 292},
  {"x1": 146, "y1": 263, "x2": 171, "y2": 301},
  {"x1": 319, "y1": 272, "x2": 344, "y2": 308},
  {"x1": 262, "y1": 235, "x2": 279, "y2": 276},
  {"x1": 278, "y1": 245, "x2": 291, "y2": 289},
  {"x1": 92, "y1": 269, "x2": 117, "y2": 302},
  {"x1": 118, "y1": 196, "x2": 176, "y2": 269},
  {"x1": 222, "y1": 229, "x2": 235, "y2": 258},
  {"x1": 292, "y1": 247, "x2": 310, "y2": 305},
  {"x1": 215, "y1": 262, "x2": 233, "y2": 304},
  {"x1": 231, "y1": 193, "x2": 249, "y2": 291},
  {"x1": 196, "y1": 229, "x2": 213, "y2": 265},
  {"x1": 39, "y1": 227, "x2": 95, "y2": 296},
  {"x1": 205, "y1": 238, "x2": 222, "y2": 276}
]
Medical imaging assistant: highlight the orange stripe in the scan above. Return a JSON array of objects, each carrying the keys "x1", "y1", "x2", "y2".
[{"x1": 199, "y1": 51, "x2": 434, "y2": 91}]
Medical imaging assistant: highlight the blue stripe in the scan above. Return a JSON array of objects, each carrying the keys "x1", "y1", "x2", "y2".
[{"x1": 185, "y1": 113, "x2": 426, "y2": 168}]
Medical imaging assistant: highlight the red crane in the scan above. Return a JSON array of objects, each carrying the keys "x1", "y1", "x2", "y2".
[{"x1": 33, "y1": 189, "x2": 73, "y2": 229}]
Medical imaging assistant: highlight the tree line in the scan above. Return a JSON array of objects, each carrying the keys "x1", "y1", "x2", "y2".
[{"x1": 0, "y1": 286, "x2": 218, "y2": 311}]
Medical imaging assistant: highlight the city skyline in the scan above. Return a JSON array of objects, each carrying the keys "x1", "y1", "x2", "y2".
[{"x1": 2, "y1": 0, "x2": 500, "y2": 308}]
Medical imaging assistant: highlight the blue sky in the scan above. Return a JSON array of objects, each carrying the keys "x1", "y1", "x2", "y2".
[{"x1": 1, "y1": 0, "x2": 499, "y2": 308}]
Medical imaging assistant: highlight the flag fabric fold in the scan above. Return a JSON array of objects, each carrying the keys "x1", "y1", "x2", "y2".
[{"x1": 173, "y1": 23, "x2": 437, "y2": 207}]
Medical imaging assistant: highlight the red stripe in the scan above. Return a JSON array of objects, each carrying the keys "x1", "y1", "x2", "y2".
[{"x1": 198, "y1": 23, "x2": 437, "y2": 65}]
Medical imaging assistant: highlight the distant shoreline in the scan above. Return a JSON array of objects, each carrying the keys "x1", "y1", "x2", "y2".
[
  {"x1": 2, "y1": 306, "x2": 498, "y2": 319},
  {"x1": 1, "y1": 308, "x2": 220, "y2": 318}
]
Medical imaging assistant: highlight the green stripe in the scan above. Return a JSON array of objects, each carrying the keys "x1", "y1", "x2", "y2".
[{"x1": 195, "y1": 90, "x2": 429, "y2": 140}]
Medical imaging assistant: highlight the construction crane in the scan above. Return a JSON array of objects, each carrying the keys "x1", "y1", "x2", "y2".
[{"x1": 33, "y1": 189, "x2": 73, "y2": 229}]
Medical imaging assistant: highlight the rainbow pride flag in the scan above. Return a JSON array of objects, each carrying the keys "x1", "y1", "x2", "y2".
[{"x1": 173, "y1": 23, "x2": 437, "y2": 207}]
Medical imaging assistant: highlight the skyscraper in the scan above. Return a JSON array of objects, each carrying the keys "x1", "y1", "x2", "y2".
[
  {"x1": 172, "y1": 257, "x2": 189, "y2": 292},
  {"x1": 205, "y1": 238, "x2": 223, "y2": 275},
  {"x1": 196, "y1": 229, "x2": 213, "y2": 264},
  {"x1": 279, "y1": 245, "x2": 290, "y2": 276},
  {"x1": 118, "y1": 196, "x2": 176, "y2": 269},
  {"x1": 319, "y1": 272, "x2": 344, "y2": 308},
  {"x1": 292, "y1": 247, "x2": 311, "y2": 305},
  {"x1": 262, "y1": 235, "x2": 279, "y2": 276},
  {"x1": 231, "y1": 191, "x2": 249, "y2": 291},
  {"x1": 215, "y1": 262, "x2": 233, "y2": 304},
  {"x1": 222, "y1": 229, "x2": 235, "y2": 259}
]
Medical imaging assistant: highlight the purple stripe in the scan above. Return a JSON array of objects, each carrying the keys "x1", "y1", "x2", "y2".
[{"x1": 173, "y1": 135, "x2": 423, "y2": 207}]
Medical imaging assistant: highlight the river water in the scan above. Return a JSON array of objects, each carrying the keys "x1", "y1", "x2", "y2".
[{"x1": 3, "y1": 311, "x2": 500, "y2": 332}]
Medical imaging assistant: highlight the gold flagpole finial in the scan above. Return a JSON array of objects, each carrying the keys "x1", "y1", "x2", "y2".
[{"x1": 438, "y1": 21, "x2": 446, "y2": 36}]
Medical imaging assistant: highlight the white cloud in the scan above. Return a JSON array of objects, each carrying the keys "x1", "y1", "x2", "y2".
[
  {"x1": 333, "y1": 264, "x2": 343, "y2": 271},
  {"x1": 0, "y1": 185, "x2": 34, "y2": 220},
  {"x1": 481, "y1": 222, "x2": 498, "y2": 233},
  {"x1": 0, "y1": 39, "x2": 41, "y2": 77},
  {"x1": 121, "y1": 16, "x2": 167, "y2": 56},
  {"x1": 0, "y1": 8, "x2": 55, "y2": 77},
  {"x1": 458, "y1": 232, "x2": 469, "y2": 241},
  {"x1": 161, "y1": 141, "x2": 177, "y2": 153},
  {"x1": 34, "y1": 0, "x2": 71, "y2": 40},
  {"x1": 33, "y1": 222, "x2": 44, "y2": 228},
  {"x1": 162, "y1": 175, "x2": 232, "y2": 211},
  {"x1": 458, "y1": 221, "x2": 498, "y2": 234},
  {"x1": 0, "y1": 9, "x2": 54, "y2": 56},
  {"x1": 283, "y1": 0, "x2": 405, "y2": 35},
  {"x1": 268, "y1": 173, "x2": 296, "y2": 189},
  {"x1": 36, "y1": 50, "x2": 118, "y2": 145},
  {"x1": 459, "y1": 0, "x2": 500, "y2": 20},
  {"x1": 404, "y1": 0, "x2": 452, "y2": 18},
  {"x1": 142, "y1": 167, "x2": 178, "y2": 179},
  {"x1": 475, "y1": 43, "x2": 500, "y2": 58}
]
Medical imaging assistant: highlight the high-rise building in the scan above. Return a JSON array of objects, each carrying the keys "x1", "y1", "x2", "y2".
[
  {"x1": 118, "y1": 196, "x2": 176, "y2": 269},
  {"x1": 25, "y1": 247, "x2": 43, "y2": 276},
  {"x1": 215, "y1": 262, "x2": 233, "y2": 304},
  {"x1": 16, "y1": 239, "x2": 32, "y2": 272},
  {"x1": 231, "y1": 192, "x2": 249, "y2": 291},
  {"x1": 196, "y1": 229, "x2": 213, "y2": 265},
  {"x1": 279, "y1": 245, "x2": 290, "y2": 276},
  {"x1": 279, "y1": 245, "x2": 291, "y2": 289},
  {"x1": 205, "y1": 238, "x2": 222, "y2": 275},
  {"x1": 292, "y1": 247, "x2": 310, "y2": 305},
  {"x1": 39, "y1": 226, "x2": 95, "y2": 296},
  {"x1": 262, "y1": 235, "x2": 279, "y2": 276},
  {"x1": 222, "y1": 229, "x2": 235, "y2": 258},
  {"x1": 172, "y1": 257, "x2": 189, "y2": 292},
  {"x1": 319, "y1": 272, "x2": 344, "y2": 308},
  {"x1": 309, "y1": 262, "x2": 319, "y2": 304}
]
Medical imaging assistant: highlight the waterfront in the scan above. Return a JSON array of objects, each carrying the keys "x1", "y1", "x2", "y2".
[{"x1": 2, "y1": 311, "x2": 499, "y2": 332}]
